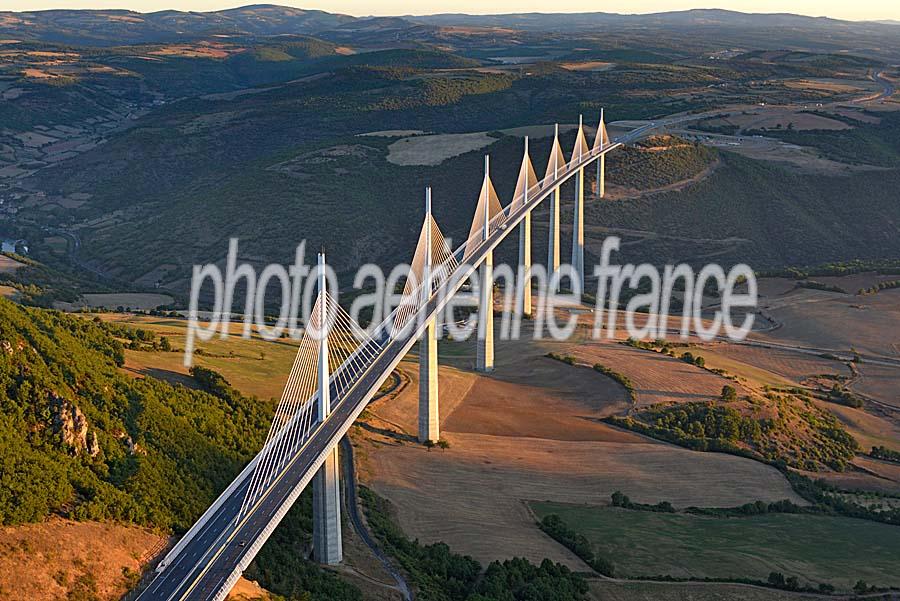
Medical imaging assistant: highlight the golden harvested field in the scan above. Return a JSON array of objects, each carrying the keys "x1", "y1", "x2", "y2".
[
  {"x1": 560, "y1": 61, "x2": 614, "y2": 72},
  {"x1": 754, "y1": 285, "x2": 900, "y2": 357},
  {"x1": 561, "y1": 339, "x2": 749, "y2": 406},
  {"x1": 784, "y1": 79, "x2": 867, "y2": 93},
  {"x1": 851, "y1": 363, "x2": 900, "y2": 408},
  {"x1": 695, "y1": 343, "x2": 850, "y2": 386},
  {"x1": 812, "y1": 399, "x2": 900, "y2": 452},
  {"x1": 0, "y1": 518, "x2": 165, "y2": 601},
  {"x1": 359, "y1": 339, "x2": 803, "y2": 569},
  {"x1": 852, "y1": 455, "x2": 900, "y2": 485}
]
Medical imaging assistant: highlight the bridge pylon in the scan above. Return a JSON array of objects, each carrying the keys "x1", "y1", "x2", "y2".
[
  {"x1": 594, "y1": 108, "x2": 609, "y2": 198},
  {"x1": 514, "y1": 136, "x2": 537, "y2": 317},
  {"x1": 476, "y1": 155, "x2": 495, "y2": 372},
  {"x1": 312, "y1": 251, "x2": 342, "y2": 566},
  {"x1": 418, "y1": 188, "x2": 440, "y2": 443},
  {"x1": 570, "y1": 115, "x2": 589, "y2": 292},
  {"x1": 544, "y1": 124, "x2": 565, "y2": 291}
]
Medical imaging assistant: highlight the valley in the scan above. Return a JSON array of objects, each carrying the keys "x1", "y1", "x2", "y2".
[{"x1": 0, "y1": 5, "x2": 898, "y2": 601}]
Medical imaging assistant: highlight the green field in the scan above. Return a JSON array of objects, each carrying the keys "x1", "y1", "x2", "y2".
[{"x1": 530, "y1": 502, "x2": 900, "y2": 590}]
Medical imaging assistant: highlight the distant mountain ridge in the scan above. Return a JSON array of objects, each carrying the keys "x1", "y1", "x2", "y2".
[
  {"x1": 0, "y1": 4, "x2": 357, "y2": 45},
  {"x1": 1, "y1": 4, "x2": 897, "y2": 46}
]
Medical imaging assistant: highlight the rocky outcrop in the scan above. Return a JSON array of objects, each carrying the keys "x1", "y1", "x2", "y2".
[{"x1": 49, "y1": 393, "x2": 100, "y2": 457}]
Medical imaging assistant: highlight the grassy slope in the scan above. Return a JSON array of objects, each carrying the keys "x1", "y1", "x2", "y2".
[
  {"x1": 590, "y1": 145, "x2": 900, "y2": 268},
  {"x1": 531, "y1": 502, "x2": 900, "y2": 590}
]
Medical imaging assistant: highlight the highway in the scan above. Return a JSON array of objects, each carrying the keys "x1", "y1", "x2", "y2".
[{"x1": 136, "y1": 131, "x2": 638, "y2": 601}]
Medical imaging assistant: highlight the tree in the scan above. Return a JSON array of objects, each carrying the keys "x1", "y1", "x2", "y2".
[
  {"x1": 424, "y1": 440, "x2": 435, "y2": 451},
  {"x1": 436, "y1": 439, "x2": 450, "y2": 450},
  {"x1": 721, "y1": 385, "x2": 737, "y2": 402},
  {"x1": 160, "y1": 336, "x2": 172, "y2": 352},
  {"x1": 768, "y1": 572, "x2": 786, "y2": 587}
]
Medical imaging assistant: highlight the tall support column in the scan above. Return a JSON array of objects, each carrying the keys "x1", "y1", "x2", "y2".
[
  {"x1": 477, "y1": 156, "x2": 494, "y2": 372},
  {"x1": 548, "y1": 186, "x2": 560, "y2": 288},
  {"x1": 419, "y1": 318, "x2": 439, "y2": 441},
  {"x1": 313, "y1": 252, "x2": 342, "y2": 565},
  {"x1": 571, "y1": 166, "x2": 584, "y2": 291},
  {"x1": 595, "y1": 153, "x2": 607, "y2": 198},
  {"x1": 476, "y1": 250, "x2": 494, "y2": 372},
  {"x1": 517, "y1": 210, "x2": 532, "y2": 316},
  {"x1": 419, "y1": 188, "x2": 439, "y2": 443}
]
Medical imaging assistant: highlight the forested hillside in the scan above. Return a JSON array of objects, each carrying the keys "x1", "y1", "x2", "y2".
[{"x1": 0, "y1": 298, "x2": 270, "y2": 530}]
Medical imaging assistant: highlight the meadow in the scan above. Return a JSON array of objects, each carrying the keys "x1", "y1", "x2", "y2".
[{"x1": 530, "y1": 502, "x2": 900, "y2": 590}]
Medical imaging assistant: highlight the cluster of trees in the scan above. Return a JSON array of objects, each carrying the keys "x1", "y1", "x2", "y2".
[
  {"x1": 857, "y1": 279, "x2": 900, "y2": 296},
  {"x1": 592, "y1": 363, "x2": 636, "y2": 402},
  {"x1": 760, "y1": 259, "x2": 900, "y2": 280},
  {"x1": 360, "y1": 486, "x2": 591, "y2": 600},
  {"x1": 796, "y1": 280, "x2": 847, "y2": 294},
  {"x1": 610, "y1": 491, "x2": 675, "y2": 513},
  {"x1": 871, "y1": 446, "x2": 900, "y2": 463},
  {"x1": 825, "y1": 384, "x2": 864, "y2": 408},
  {"x1": 371, "y1": 73, "x2": 515, "y2": 112},
  {"x1": 686, "y1": 499, "x2": 804, "y2": 518},
  {"x1": 681, "y1": 351, "x2": 706, "y2": 368},
  {"x1": 720, "y1": 385, "x2": 738, "y2": 402},
  {"x1": 608, "y1": 391, "x2": 860, "y2": 473},
  {"x1": 244, "y1": 497, "x2": 361, "y2": 601},
  {"x1": 783, "y1": 470, "x2": 900, "y2": 526},
  {"x1": 545, "y1": 352, "x2": 577, "y2": 366},
  {"x1": 606, "y1": 136, "x2": 716, "y2": 192},
  {"x1": 605, "y1": 415, "x2": 756, "y2": 459},
  {"x1": 537, "y1": 514, "x2": 615, "y2": 577},
  {"x1": 624, "y1": 338, "x2": 688, "y2": 353},
  {"x1": 90, "y1": 317, "x2": 171, "y2": 352},
  {"x1": 643, "y1": 402, "x2": 763, "y2": 444}
]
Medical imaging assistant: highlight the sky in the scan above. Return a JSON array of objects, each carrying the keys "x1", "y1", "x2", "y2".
[{"x1": 2, "y1": 0, "x2": 898, "y2": 23}]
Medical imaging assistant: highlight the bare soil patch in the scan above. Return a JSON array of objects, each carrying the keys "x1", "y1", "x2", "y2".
[{"x1": 228, "y1": 578, "x2": 274, "y2": 600}]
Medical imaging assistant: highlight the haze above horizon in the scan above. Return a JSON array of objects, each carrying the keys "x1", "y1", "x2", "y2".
[{"x1": 3, "y1": 1, "x2": 898, "y2": 23}]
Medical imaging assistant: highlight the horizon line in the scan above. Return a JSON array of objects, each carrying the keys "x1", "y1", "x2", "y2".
[{"x1": 1, "y1": 4, "x2": 898, "y2": 24}]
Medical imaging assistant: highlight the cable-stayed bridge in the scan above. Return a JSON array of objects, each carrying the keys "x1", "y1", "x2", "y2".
[{"x1": 138, "y1": 113, "x2": 644, "y2": 601}]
